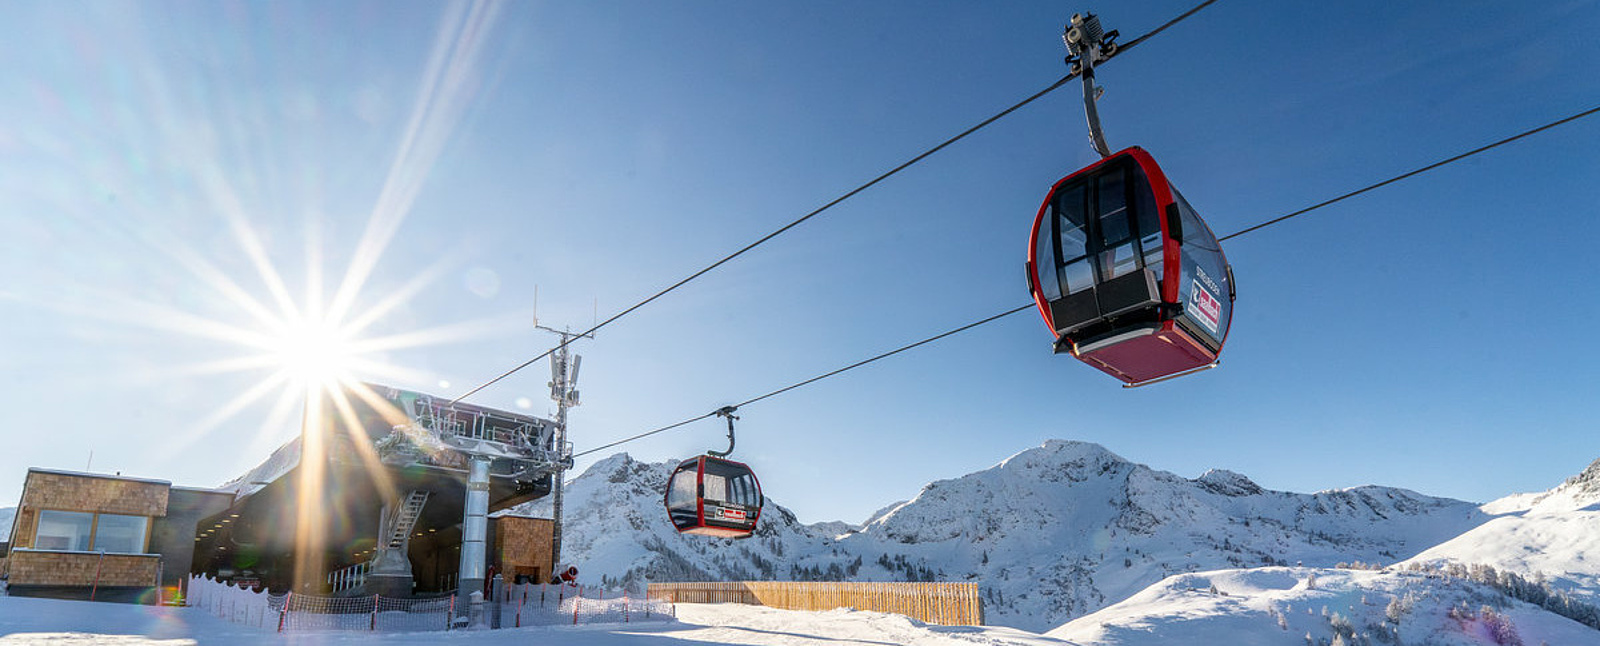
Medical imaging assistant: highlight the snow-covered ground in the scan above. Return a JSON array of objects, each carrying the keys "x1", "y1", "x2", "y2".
[
  {"x1": 1049, "y1": 567, "x2": 1598, "y2": 646},
  {"x1": 0, "y1": 596, "x2": 1074, "y2": 646}
]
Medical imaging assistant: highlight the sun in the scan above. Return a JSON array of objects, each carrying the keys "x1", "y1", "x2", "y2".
[{"x1": 268, "y1": 314, "x2": 359, "y2": 391}]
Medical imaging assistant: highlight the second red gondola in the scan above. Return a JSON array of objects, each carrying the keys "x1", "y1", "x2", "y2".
[{"x1": 664, "y1": 455, "x2": 763, "y2": 538}]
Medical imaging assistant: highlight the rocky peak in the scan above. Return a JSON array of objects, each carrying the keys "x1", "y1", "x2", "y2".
[
  {"x1": 1566, "y1": 457, "x2": 1600, "y2": 494},
  {"x1": 1196, "y1": 469, "x2": 1264, "y2": 496}
]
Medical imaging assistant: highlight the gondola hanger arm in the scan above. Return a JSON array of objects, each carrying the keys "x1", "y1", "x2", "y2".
[
  {"x1": 1065, "y1": 12, "x2": 1120, "y2": 157},
  {"x1": 709, "y1": 406, "x2": 739, "y2": 458}
]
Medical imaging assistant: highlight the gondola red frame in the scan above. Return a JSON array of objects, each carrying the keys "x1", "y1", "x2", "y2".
[
  {"x1": 663, "y1": 455, "x2": 763, "y2": 538},
  {"x1": 1026, "y1": 146, "x2": 1233, "y2": 384}
]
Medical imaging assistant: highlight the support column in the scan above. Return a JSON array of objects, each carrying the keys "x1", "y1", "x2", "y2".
[
  {"x1": 457, "y1": 455, "x2": 492, "y2": 604},
  {"x1": 366, "y1": 501, "x2": 414, "y2": 598}
]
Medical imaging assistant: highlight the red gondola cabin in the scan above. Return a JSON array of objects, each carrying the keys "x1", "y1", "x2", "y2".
[
  {"x1": 664, "y1": 455, "x2": 763, "y2": 538},
  {"x1": 1027, "y1": 147, "x2": 1234, "y2": 385}
]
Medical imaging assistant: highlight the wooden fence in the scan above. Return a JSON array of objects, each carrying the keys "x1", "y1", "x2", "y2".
[{"x1": 646, "y1": 581, "x2": 982, "y2": 626}]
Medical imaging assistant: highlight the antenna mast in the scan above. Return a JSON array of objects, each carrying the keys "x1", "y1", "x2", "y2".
[{"x1": 536, "y1": 323, "x2": 593, "y2": 576}]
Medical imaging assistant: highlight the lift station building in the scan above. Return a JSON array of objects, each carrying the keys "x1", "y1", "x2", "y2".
[{"x1": 3, "y1": 382, "x2": 566, "y2": 603}]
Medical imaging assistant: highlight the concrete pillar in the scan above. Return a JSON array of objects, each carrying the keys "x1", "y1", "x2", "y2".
[
  {"x1": 366, "y1": 501, "x2": 414, "y2": 598},
  {"x1": 457, "y1": 455, "x2": 491, "y2": 604}
]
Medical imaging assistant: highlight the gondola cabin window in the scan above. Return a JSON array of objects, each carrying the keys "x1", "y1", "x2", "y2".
[
  {"x1": 667, "y1": 466, "x2": 696, "y2": 509},
  {"x1": 1171, "y1": 187, "x2": 1232, "y2": 349}
]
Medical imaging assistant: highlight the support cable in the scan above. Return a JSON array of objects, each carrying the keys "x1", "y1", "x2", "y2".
[
  {"x1": 571, "y1": 303, "x2": 1031, "y2": 460},
  {"x1": 448, "y1": 0, "x2": 1221, "y2": 406},
  {"x1": 570, "y1": 103, "x2": 1600, "y2": 458},
  {"x1": 1218, "y1": 103, "x2": 1600, "y2": 242}
]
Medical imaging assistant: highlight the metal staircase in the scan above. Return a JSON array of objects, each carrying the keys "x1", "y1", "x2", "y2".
[{"x1": 384, "y1": 490, "x2": 430, "y2": 550}]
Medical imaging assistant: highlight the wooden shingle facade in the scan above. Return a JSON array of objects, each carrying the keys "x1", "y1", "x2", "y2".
[{"x1": 3, "y1": 468, "x2": 231, "y2": 603}]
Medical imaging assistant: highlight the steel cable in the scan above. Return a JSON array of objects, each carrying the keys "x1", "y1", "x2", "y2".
[
  {"x1": 573, "y1": 102, "x2": 1600, "y2": 457},
  {"x1": 449, "y1": 0, "x2": 1222, "y2": 406}
]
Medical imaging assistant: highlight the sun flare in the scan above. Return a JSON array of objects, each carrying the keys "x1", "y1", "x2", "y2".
[{"x1": 269, "y1": 315, "x2": 359, "y2": 391}]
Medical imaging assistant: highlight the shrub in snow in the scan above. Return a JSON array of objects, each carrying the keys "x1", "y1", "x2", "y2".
[{"x1": 1479, "y1": 606, "x2": 1523, "y2": 646}]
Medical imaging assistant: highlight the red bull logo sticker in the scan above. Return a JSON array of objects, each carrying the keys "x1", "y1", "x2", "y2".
[
  {"x1": 717, "y1": 507, "x2": 748, "y2": 521},
  {"x1": 1189, "y1": 279, "x2": 1222, "y2": 335}
]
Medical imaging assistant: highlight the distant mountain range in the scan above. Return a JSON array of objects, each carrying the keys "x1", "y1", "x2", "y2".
[{"x1": 512, "y1": 440, "x2": 1600, "y2": 635}]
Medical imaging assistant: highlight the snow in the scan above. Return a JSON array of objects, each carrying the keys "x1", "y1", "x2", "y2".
[
  {"x1": 0, "y1": 596, "x2": 1077, "y2": 645},
  {"x1": 1482, "y1": 457, "x2": 1600, "y2": 516},
  {"x1": 1048, "y1": 567, "x2": 1599, "y2": 646},
  {"x1": 1404, "y1": 460, "x2": 1600, "y2": 601}
]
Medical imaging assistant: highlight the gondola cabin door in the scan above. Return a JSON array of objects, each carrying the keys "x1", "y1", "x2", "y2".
[
  {"x1": 664, "y1": 455, "x2": 763, "y2": 538},
  {"x1": 1027, "y1": 147, "x2": 1233, "y2": 385}
]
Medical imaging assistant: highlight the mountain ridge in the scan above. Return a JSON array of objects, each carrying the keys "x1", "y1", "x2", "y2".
[{"x1": 524, "y1": 439, "x2": 1509, "y2": 631}]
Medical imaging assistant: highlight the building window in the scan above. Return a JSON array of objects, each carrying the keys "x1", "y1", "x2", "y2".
[
  {"x1": 92, "y1": 514, "x2": 148, "y2": 553},
  {"x1": 33, "y1": 510, "x2": 149, "y2": 554},
  {"x1": 35, "y1": 511, "x2": 93, "y2": 551}
]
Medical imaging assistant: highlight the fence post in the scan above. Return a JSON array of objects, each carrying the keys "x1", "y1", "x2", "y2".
[
  {"x1": 370, "y1": 594, "x2": 378, "y2": 631},
  {"x1": 516, "y1": 586, "x2": 525, "y2": 628},
  {"x1": 277, "y1": 591, "x2": 292, "y2": 633},
  {"x1": 572, "y1": 585, "x2": 582, "y2": 625},
  {"x1": 624, "y1": 590, "x2": 630, "y2": 623}
]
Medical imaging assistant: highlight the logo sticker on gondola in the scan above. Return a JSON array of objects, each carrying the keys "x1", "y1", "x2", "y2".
[
  {"x1": 717, "y1": 507, "x2": 748, "y2": 521},
  {"x1": 1188, "y1": 278, "x2": 1222, "y2": 335}
]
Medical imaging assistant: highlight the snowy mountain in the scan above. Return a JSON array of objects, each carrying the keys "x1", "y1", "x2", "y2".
[
  {"x1": 527, "y1": 440, "x2": 1496, "y2": 632},
  {"x1": 0, "y1": 507, "x2": 13, "y2": 542},
  {"x1": 1048, "y1": 566, "x2": 1599, "y2": 646},
  {"x1": 1404, "y1": 457, "x2": 1600, "y2": 602}
]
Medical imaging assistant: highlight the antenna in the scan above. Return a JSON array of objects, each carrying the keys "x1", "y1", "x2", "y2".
[{"x1": 535, "y1": 321, "x2": 595, "y2": 575}]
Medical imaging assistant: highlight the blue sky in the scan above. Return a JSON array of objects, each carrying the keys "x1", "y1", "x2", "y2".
[{"x1": 1, "y1": 0, "x2": 1597, "y2": 526}]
